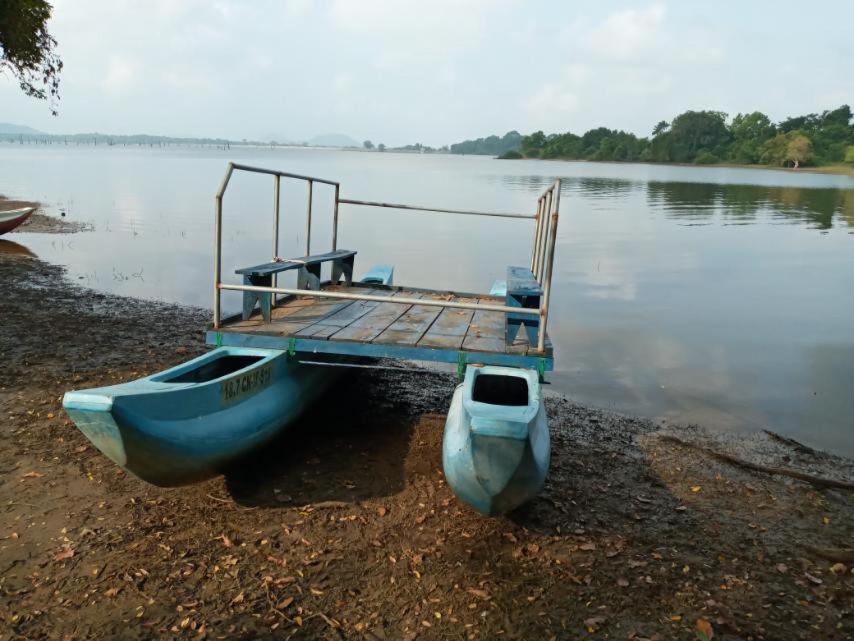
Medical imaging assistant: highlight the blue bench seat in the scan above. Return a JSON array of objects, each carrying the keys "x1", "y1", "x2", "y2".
[
  {"x1": 505, "y1": 266, "x2": 542, "y2": 345},
  {"x1": 236, "y1": 249, "x2": 356, "y2": 322}
]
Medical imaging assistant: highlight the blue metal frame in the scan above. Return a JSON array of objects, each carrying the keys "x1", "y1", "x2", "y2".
[{"x1": 205, "y1": 331, "x2": 553, "y2": 372}]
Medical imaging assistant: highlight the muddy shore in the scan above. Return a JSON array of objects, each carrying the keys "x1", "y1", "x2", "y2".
[
  {"x1": 0, "y1": 196, "x2": 90, "y2": 234},
  {"x1": 0, "y1": 249, "x2": 851, "y2": 640}
]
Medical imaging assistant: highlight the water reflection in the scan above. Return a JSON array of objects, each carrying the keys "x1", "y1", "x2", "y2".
[
  {"x1": 648, "y1": 181, "x2": 852, "y2": 230},
  {"x1": 497, "y1": 174, "x2": 854, "y2": 230}
]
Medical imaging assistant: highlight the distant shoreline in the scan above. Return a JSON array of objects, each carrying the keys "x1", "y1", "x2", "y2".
[{"x1": 498, "y1": 156, "x2": 854, "y2": 177}]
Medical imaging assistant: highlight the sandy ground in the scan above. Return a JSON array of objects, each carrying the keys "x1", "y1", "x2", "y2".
[{"x1": 0, "y1": 251, "x2": 852, "y2": 641}]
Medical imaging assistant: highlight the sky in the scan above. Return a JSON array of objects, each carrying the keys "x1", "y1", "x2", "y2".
[{"x1": 1, "y1": 0, "x2": 852, "y2": 146}]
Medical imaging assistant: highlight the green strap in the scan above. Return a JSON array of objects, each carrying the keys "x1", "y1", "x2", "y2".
[
  {"x1": 537, "y1": 358, "x2": 546, "y2": 382},
  {"x1": 457, "y1": 352, "x2": 467, "y2": 380},
  {"x1": 288, "y1": 337, "x2": 297, "y2": 357},
  {"x1": 215, "y1": 332, "x2": 223, "y2": 347}
]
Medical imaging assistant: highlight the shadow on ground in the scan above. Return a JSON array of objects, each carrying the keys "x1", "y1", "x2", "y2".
[{"x1": 223, "y1": 366, "x2": 456, "y2": 507}]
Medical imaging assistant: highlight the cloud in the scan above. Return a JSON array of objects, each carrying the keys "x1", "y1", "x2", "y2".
[
  {"x1": 524, "y1": 81, "x2": 581, "y2": 132},
  {"x1": 585, "y1": 2, "x2": 666, "y2": 61},
  {"x1": 102, "y1": 56, "x2": 135, "y2": 94}
]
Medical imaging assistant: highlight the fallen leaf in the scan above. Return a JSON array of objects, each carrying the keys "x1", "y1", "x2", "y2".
[
  {"x1": 696, "y1": 617, "x2": 714, "y2": 640},
  {"x1": 21, "y1": 471, "x2": 44, "y2": 479},
  {"x1": 276, "y1": 597, "x2": 294, "y2": 610},
  {"x1": 220, "y1": 535, "x2": 233, "y2": 548},
  {"x1": 617, "y1": 577, "x2": 629, "y2": 587},
  {"x1": 230, "y1": 591, "x2": 245, "y2": 605},
  {"x1": 830, "y1": 563, "x2": 847, "y2": 574},
  {"x1": 467, "y1": 588, "x2": 490, "y2": 600},
  {"x1": 776, "y1": 563, "x2": 788, "y2": 573},
  {"x1": 579, "y1": 542, "x2": 596, "y2": 551},
  {"x1": 376, "y1": 506, "x2": 387, "y2": 517},
  {"x1": 104, "y1": 587, "x2": 120, "y2": 598},
  {"x1": 670, "y1": 615, "x2": 682, "y2": 622},
  {"x1": 691, "y1": 486, "x2": 702, "y2": 493},
  {"x1": 804, "y1": 573, "x2": 823, "y2": 585},
  {"x1": 53, "y1": 546, "x2": 75, "y2": 562},
  {"x1": 294, "y1": 615, "x2": 303, "y2": 626}
]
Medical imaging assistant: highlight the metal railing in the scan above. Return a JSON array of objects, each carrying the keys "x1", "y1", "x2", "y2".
[{"x1": 213, "y1": 162, "x2": 561, "y2": 353}]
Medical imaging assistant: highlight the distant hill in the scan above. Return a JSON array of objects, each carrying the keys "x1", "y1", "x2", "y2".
[
  {"x1": 0, "y1": 123, "x2": 45, "y2": 135},
  {"x1": 307, "y1": 133, "x2": 360, "y2": 148}
]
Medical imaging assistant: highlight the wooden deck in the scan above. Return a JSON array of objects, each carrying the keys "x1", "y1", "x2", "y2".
[{"x1": 207, "y1": 284, "x2": 553, "y2": 371}]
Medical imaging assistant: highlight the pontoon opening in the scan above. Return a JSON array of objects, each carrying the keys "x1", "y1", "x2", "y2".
[
  {"x1": 162, "y1": 355, "x2": 264, "y2": 383},
  {"x1": 472, "y1": 374, "x2": 529, "y2": 406}
]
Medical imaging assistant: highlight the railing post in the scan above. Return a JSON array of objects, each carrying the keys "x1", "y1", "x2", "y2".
[
  {"x1": 537, "y1": 211, "x2": 559, "y2": 353},
  {"x1": 537, "y1": 179, "x2": 560, "y2": 353},
  {"x1": 332, "y1": 183, "x2": 340, "y2": 251},
  {"x1": 213, "y1": 163, "x2": 234, "y2": 329},
  {"x1": 214, "y1": 194, "x2": 223, "y2": 328},
  {"x1": 272, "y1": 174, "x2": 281, "y2": 305},
  {"x1": 531, "y1": 197, "x2": 543, "y2": 272},
  {"x1": 305, "y1": 179, "x2": 313, "y2": 256},
  {"x1": 536, "y1": 189, "x2": 552, "y2": 280}
]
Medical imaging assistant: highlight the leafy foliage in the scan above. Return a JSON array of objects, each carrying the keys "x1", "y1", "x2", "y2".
[
  {"x1": 0, "y1": 0, "x2": 62, "y2": 114},
  {"x1": 473, "y1": 105, "x2": 853, "y2": 167},
  {"x1": 450, "y1": 131, "x2": 522, "y2": 156}
]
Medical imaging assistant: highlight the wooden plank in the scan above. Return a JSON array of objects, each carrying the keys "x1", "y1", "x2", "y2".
[
  {"x1": 272, "y1": 298, "x2": 356, "y2": 335},
  {"x1": 373, "y1": 299, "x2": 443, "y2": 346},
  {"x1": 329, "y1": 292, "x2": 419, "y2": 343},
  {"x1": 462, "y1": 306, "x2": 506, "y2": 352},
  {"x1": 417, "y1": 296, "x2": 476, "y2": 350}
]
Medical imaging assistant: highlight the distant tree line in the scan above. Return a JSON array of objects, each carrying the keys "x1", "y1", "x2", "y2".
[
  {"x1": 451, "y1": 106, "x2": 854, "y2": 167},
  {"x1": 450, "y1": 131, "x2": 522, "y2": 156}
]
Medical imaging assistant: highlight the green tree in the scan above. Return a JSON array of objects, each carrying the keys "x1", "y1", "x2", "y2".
[
  {"x1": 520, "y1": 130, "x2": 546, "y2": 157},
  {"x1": 652, "y1": 120, "x2": 669, "y2": 136},
  {"x1": 785, "y1": 132, "x2": 813, "y2": 166},
  {"x1": 729, "y1": 111, "x2": 775, "y2": 163},
  {"x1": 0, "y1": 0, "x2": 62, "y2": 114},
  {"x1": 377, "y1": 143, "x2": 385, "y2": 152},
  {"x1": 667, "y1": 110, "x2": 731, "y2": 163},
  {"x1": 363, "y1": 140, "x2": 374, "y2": 150},
  {"x1": 759, "y1": 131, "x2": 814, "y2": 167}
]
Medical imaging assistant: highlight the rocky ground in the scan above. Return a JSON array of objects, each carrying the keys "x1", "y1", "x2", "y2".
[{"x1": 0, "y1": 249, "x2": 851, "y2": 640}]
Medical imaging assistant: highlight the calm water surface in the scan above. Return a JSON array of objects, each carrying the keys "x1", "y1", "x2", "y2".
[{"x1": 1, "y1": 145, "x2": 853, "y2": 453}]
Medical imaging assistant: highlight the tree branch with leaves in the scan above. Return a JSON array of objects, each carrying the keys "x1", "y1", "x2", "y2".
[{"x1": 0, "y1": 0, "x2": 62, "y2": 115}]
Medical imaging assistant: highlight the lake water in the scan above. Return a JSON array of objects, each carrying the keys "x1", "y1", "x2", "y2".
[{"x1": 2, "y1": 144, "x2": 853, "y2": 454}]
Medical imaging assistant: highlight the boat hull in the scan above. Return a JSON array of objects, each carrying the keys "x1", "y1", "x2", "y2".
[
  {"x1": 63, "y1": 347, "x2": 333, "y2": 486},
  {"x1": 442, "y1": 366, "x2": 549, "y2": 515},
  {"x1": 0, "y1": 207, "x2": 35, "y2": 235}
]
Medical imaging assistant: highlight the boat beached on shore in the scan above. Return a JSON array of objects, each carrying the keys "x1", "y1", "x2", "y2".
[
  {"x1": 0, "y1": 206, "x2": 35, "y2": 235},
  {"x1": 63, "y1": 163, "x2": 562, "y2": 514}
]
